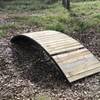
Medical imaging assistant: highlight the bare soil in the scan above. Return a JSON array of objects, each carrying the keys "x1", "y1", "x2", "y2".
[{"x1": 0, "y1": 18, "x2": 100, "y2": 100}]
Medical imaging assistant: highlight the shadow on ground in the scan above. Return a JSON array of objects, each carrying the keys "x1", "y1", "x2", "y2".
[{"x1": 11, "y1": 41, "x2": 69, "y2": 90}]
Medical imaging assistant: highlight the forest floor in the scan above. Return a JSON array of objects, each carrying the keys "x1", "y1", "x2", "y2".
[{"x1": 0, "y1": 0, "x2": 100, "y2": 100}]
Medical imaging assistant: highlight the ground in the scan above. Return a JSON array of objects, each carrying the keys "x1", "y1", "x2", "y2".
[{"x1": 0, "y1": 0, "x2": 100, "y2": 100}]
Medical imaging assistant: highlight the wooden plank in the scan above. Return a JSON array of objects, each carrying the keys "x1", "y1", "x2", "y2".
[
  {"x1": 67, "y1": 61, "x2": 100, "y2": 77},
  {"x1": 24, "y1": 30, "x2": 61, "y2": 38},
  {"x1": 24, "y1": 31, "x2": 78, "y2": 44},
  {"x1": 49, "y1": 45, "x2": 83, "y2": 55},
  {"x1": 58, "y1": 55, "x2": 99, "y2": 74},
  {"x1": 47, "y1": 43, "x2": 80, "y2": 51},
  {"x1": 23, "y1": 31, "x2": 83, "y2": 55},
  {"x1": 12, "y1": 30, "x2": 100, "y2": 82},
  {"x1": 35, "y1": 37, "x2": 75, "y2": 43},
  {"x1": 53, "y1": 48, "x2": 100, "y2": 82},
  {"x1": 34, "y1": 37, "x2": 74, "y2": 44},
  {"x1": 68, "y1": 65, "x2": 100, "y2": 82},
  {"x1": 31, "y1": 33, "x2": 66, "y2": 39},
  {"x1": 43, "y1": 42, "x2": 80, "y2": 49},
  {"x1": 29, "y1": 36, "x2": 77, "y2": 45},
  {"x1": 41, "y1": 40, "x2": 78, "y2": 46},
  {"x1": 53, "y1": 49, "x2": 90, "y2": 64}
]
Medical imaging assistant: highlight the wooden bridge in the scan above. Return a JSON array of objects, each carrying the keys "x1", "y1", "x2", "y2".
[{"x1": 11, "y1": 30, "x2": 100, "y2": 82}]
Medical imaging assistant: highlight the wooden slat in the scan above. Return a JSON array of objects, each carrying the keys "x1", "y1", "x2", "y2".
[
  {"x1": 53, "y1": 48, "x2": 90, "y2": 64},
  {"x1": 24, "y1": 31, "x2": 61, "y2": 38},
  {"x1": 44, "y1": 42, "x2": 80, "y2": 49},
  {"x1": 41, "y1": 40, "x2": 78, "y2": 46},
  {"x1": 49, "y1": 45, "x2": 83, "y2": 55},
  {"x1": 68, "y1": 65, "x2": 100, "y2": 82},
  {"x1": 47, "y1": 43, "x2": 80, "y2": 51},
  {"x1": 34, "y1": 38, "x2": 76, "y2": 44},
  {"x1": 34, "y1": 37, "x2": 74, "y2": 44},
  {"x1": 24, "y1": 31, "x2": 77, "y2": 44},
  {"x1": 12, "y1": 30, "x2": 100, "y2": 82},
  {"x1": 58, "y1": 55, "x2": 99, "y2": 74},
  {"x1": 53, "y1": 48, "x2": 100, "y2": 82},
  {"x1": 23, "y1": 31, "x2": 83, "y2": 55}
]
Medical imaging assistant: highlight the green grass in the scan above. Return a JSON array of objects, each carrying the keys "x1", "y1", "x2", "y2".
[
  {"x1": 11, "y1": 1, "x2": 100, "y2": 33},
  {"x1": 35, "y1": 95, "x2": 51, "y2": 100},
  {"x1": 0, "y1": 23, "x2": 18, "y2": 37},
  {"x1": 0, "y1": 0, "x2": 98, "y2": 12},
  {"x1": 0, "y1": 0, "x2": 50, "y2": 12},
  {"x1": 0, "y1": 0, "x2": 100, "y2": 37},
  {"x1": 74, "y1": 0, "x2": 99, "y2": 1}
]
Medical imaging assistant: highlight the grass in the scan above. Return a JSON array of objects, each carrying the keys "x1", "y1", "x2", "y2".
[
  {"x1": 0, "y1": 0, "x2": 100, "y2": 37},
  {"x1": 35, "y1": 95, "x2": 51, "y2": 100},
  {"x1": 0, "y1": 0, "x2": 50, "y2": 12}
]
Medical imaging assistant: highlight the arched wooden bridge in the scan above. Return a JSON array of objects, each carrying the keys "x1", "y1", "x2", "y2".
[{"x1": 11, "y1": 30, "x2": 100, "y2": 82}]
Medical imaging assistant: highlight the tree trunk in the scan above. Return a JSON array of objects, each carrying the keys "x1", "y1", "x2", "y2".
[{"x1": 62, "y1": 0, "x2": 70, "y2": 10}]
